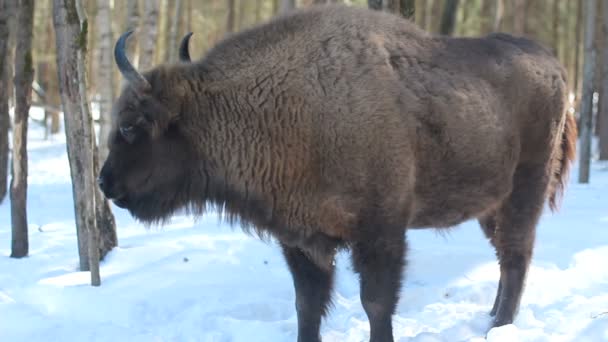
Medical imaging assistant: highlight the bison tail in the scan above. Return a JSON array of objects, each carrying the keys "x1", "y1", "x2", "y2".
[{"x1": 547, "y1": 109, "x2": 578, "y2": 212}]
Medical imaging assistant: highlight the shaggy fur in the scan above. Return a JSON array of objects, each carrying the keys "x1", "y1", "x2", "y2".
[{"x1": 99, "y1": 5, "x2": 577, "y2": 341}]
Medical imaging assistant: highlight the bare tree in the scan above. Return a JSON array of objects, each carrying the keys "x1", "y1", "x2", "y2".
[
  {"x1": 600, "y1": 1, "x2": 608, "y2": 160},
  {"x1": 121, "y1": 0, "x2": 140, "y2": 89},
  {"x1": 493, "y1": 0, "x2": 504, "y2": 32},
  {"x1": 574, "y1": 0, "x2": 583, "y2": 98},
  {"x1": 280, "y1": 0, "x2": 296, "y2": 13},
  {"x1": 0, "y1": 0, "x2": 11, "y2": 204},
  {"x1": 368, "y1": 0, "x2": 382, "y2": 10},
  {"x1": 96, "y1": 0, "x2": 114, "y2": 162},
  {"x1": 579, "y1": 0, "x2": 597, "y2": 183},
  {"x1": 139, "y1": 0, "x2": 160, "y2": 70},
  {"x1": 227, "y1": 0, "x2": 236, "y2": 33},
  {"x1": 167, "y1": 0, "x2": 182, "y2": 62},
  {"x1": 53, "y1": 0, "x2": 117, "y2": 284},
  {"x1": 512, "y1": 0, "x2": 526, "y2": 35},
  {"x1": 11, "y1": 0, "x2": 35, "y2": 258},
  {"x1": 439, "y1": 0, "x2": 459, "y2": 35}
]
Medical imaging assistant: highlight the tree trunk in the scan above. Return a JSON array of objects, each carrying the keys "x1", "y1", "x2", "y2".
[
  {"x1": 255, "y1": 0, "x2": 262, "y2": 22},
  {"x1": 493, "y1": 0, "x2": 504, "y2": 32},
  {"x1": 226, "y1": 0, "x2": 236, "y2": 33},
  {"x1": 120, "y1": 0, "x2": 139, "y2": 89},
  {"x1": 11, "y1": 0, "x2": 35, "y2": 258},
  {"x1": 368, "y1": 0, "x2": 382, "y2": 10},
  {"x1": 439, "y1": 0, "x2": 459, "y2": 36},
  {"x1": 167, "y1": 0, "x2": 182, "y2": 62},
  {"x1": 552, "y1": 0, "x2": 559, "y2": 55},
  {"x1": 574, "y1": 0, "x2": 583, "y2": 98},
  {"x1": 600, "y1": 0, "x2": 608, "y2": 160},
  {"x1": 96, "y1": 0, "x2": 114, "y2": 162},
  {"x1": 53, "y1": 0, "x2": 116, "y2": 283},
  {"x1": 579, "y1": 0, "x2": 597, "y2": 183},
  {"x1": 280, "y1": 0, "x2": 296, "y2": 13},
  {"x1": 138, "y1": 0, "x2": 159, "y2": 71},
  {"x1": 512, "y1": 0, "x2": 526, "y2": 35},
  {"x1": 0, "y1": 0, "x2": 11, "y2": 204}
]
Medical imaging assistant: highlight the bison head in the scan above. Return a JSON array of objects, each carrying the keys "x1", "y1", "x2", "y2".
[{"x1": 98, "y1": 31, "x2": 199, "y2": 223}]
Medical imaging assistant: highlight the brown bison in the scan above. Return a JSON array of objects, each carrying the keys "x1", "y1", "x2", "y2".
[{"x1": 98, "y1": 4, "x2": 577, "y2": 342}]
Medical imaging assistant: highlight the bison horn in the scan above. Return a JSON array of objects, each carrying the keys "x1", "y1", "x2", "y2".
[
  {"x1": 179, "y1": 32, "x2": 193, "y2": 62},
  {"x1": 114, "y1": 30, "x2": 151, "y2": 91}
]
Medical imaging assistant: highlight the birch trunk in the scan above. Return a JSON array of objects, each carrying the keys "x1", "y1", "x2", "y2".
[
  {"x1": 96, "y1": 0, "x2": 114, "y2": 162},
  {"x1": 139, "y1": 0, "x2": 159, "y2": 70},
  {"x1": 578, "y1": 0, "x2": 597, "y2": 183},
  {"x1": 167, "y1": 0, "x2": 182, "y2": 62}
]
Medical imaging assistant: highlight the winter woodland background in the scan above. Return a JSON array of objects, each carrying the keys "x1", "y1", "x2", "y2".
[{"x1": 0, "y1": 0, "x2": 606, "y2": 341}]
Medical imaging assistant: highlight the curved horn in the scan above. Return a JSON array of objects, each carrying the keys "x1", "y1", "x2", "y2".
[
  {"x1": 114, "y1": 30, "x2": 151, "y2": 91},
  {"x1": 179, "y1": 32, "x2": 193, "y2": 62}
]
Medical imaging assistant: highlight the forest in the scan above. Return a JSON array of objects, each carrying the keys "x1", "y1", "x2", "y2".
[{"x1": 0, "y1": 1, "x2": 607, "y2": 341}]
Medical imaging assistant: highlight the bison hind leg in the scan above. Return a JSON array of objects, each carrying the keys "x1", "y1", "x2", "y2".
[{"x1": 486, "y1": 163, "x2": 550, "y2": 329}]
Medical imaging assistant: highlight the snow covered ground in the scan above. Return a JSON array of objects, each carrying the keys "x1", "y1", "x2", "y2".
[{"x1": 0, "y1": 117, "x2": 607, "y2": 342}]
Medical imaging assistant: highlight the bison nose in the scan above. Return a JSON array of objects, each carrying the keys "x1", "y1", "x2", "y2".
[
  {"x1": 97, "y1": 176, "x2": 106, "y2": 191},
  {"x1": 97, "y1": 171, "x2": 113, "y2": 197}
]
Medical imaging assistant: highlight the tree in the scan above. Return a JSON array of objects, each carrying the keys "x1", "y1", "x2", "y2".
[
  {"x1": 280, "y1": 0, "x2": 296, "y2": 13},
  {"x1": 512, "y1": 0, "x2": 526, "y2": 35},
  {"x1": 139, "y1": 0, "x2": 159, "y2": 70},
  {"x1": 440, "y1": 0, "x2": 459, "y2": 36},
  {"x1": 494, "y1": 0, "x2": 504, "y2": 32},
  {"x1": 579, "y1": 0, "x2": 597, "y2": 183},
  {"x1": 11, "y1": 0, "x2": 35, "y2": 258},
  {"x1": 0, "y1": 0, "x2": 12, "y2": 204},
  {"x1": 121, "y1": 0, "x2": 139, "y2": 89},
  {"x1": 167, "y1": 0, "x2": 182, "y2": 62},
  {"x1": 53, "y1": 0, "x2": 117, "y2": 285},
  {"x1": 368, "y1": 0, "x2": 382, "y2": 10},
  {"x1": 96, "y1": 0, "x2": 114, "y2": 162},
  {"x1": 227, "y1": 0, "x2": 236, "y2": 33},
  {"x1": 600, "y1": 0, "x2": 608, "y2": 160}
]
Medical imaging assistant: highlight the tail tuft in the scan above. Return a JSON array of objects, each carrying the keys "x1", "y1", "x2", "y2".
[{"x1": 548, "y1": 110, "x2": 577, "y2": 212}]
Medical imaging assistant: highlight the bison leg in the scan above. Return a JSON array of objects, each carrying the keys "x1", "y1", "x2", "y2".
[
  {"x1": 352, "y1": 232, "x2": 405, "y2": 342},
  {"x1": 490, "y1": 164, "x2": 548, "y2": 328},
  {"x1": 478, "y1": 213, "x2": 502, "y2": 316},
  {"x1": 281, "y1": 243, "x2": 336, "y2": 342}
]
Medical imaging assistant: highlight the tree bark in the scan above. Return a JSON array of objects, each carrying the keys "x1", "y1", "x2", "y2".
[
  {"x1": 600, "y1": 0, "x2": 608, "y2": 160},
  {"x1": 120, "y1": 0, "x2": 139, "y2": 89},
  {"x1": 0, "y1": 0, "x2": 11, "y2": 204},
  {"x1": 53, "y1": 0, "x2": 117, "y2": 282},
  {"x1": 280, "y1": 0, "x2": 296, "y2": 13},
  {"x1": 439, "y1": 0, "x2": 459, "y2": 36},
  {"x1": 96, "y1": 0, "x2": 114, "y2": 162},
  {"x1": 493, "y1": 0, "x2": 504, "y2": 32},
  {"x1": 579, "y1": 0, "x2": 597, "y2": 183},
  {"x1": 167, "y1": 0, "x2": 182, "y2": 62},
  {"x1": 226, "y1": 0, "x2": 236, "y2": 33},
  {"x1": 11, "y1": 0, "x2": 35, "y2": 258},
  {"x1": 574, "y1": 0, "x2": 583, "y2": 97},
  {"x1": 139, "y1": 0, "x2": 159, "y2": 70},
  {"x1": 368, "y1": 0, "x2": 382, "y2": 10},
  {"x1": 512, "y1": 0, "x2": 526, "y2": 35}
]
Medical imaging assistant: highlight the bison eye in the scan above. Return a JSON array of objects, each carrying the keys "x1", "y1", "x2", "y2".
[{"x1": 119, "y1": 125, "x2": 137, "y2": 144}]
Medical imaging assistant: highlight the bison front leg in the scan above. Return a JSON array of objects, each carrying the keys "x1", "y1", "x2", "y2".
[
  {"x1": 352, "y1": 231, "x2": 406, "y2": 342},
  {"x1": 490, "y1": 164, "x2": 548, "y2": 328},
  {"x1": 281, "y1": 242, "x2": 337, "y2": 342}
]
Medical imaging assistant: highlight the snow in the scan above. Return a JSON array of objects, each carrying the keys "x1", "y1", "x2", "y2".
[{"x1": 0, "y1": 109, "x2": 607, "y2": 341}]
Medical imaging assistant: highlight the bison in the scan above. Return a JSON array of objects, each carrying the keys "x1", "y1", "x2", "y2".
[{"x1": 98, "y1": 4, "x2": 577, "y2": 342}]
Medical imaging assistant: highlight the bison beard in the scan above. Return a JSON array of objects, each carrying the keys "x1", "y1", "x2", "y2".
[{"x1": 98, "y1": 4, "x2": 576, "y2": 342}]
